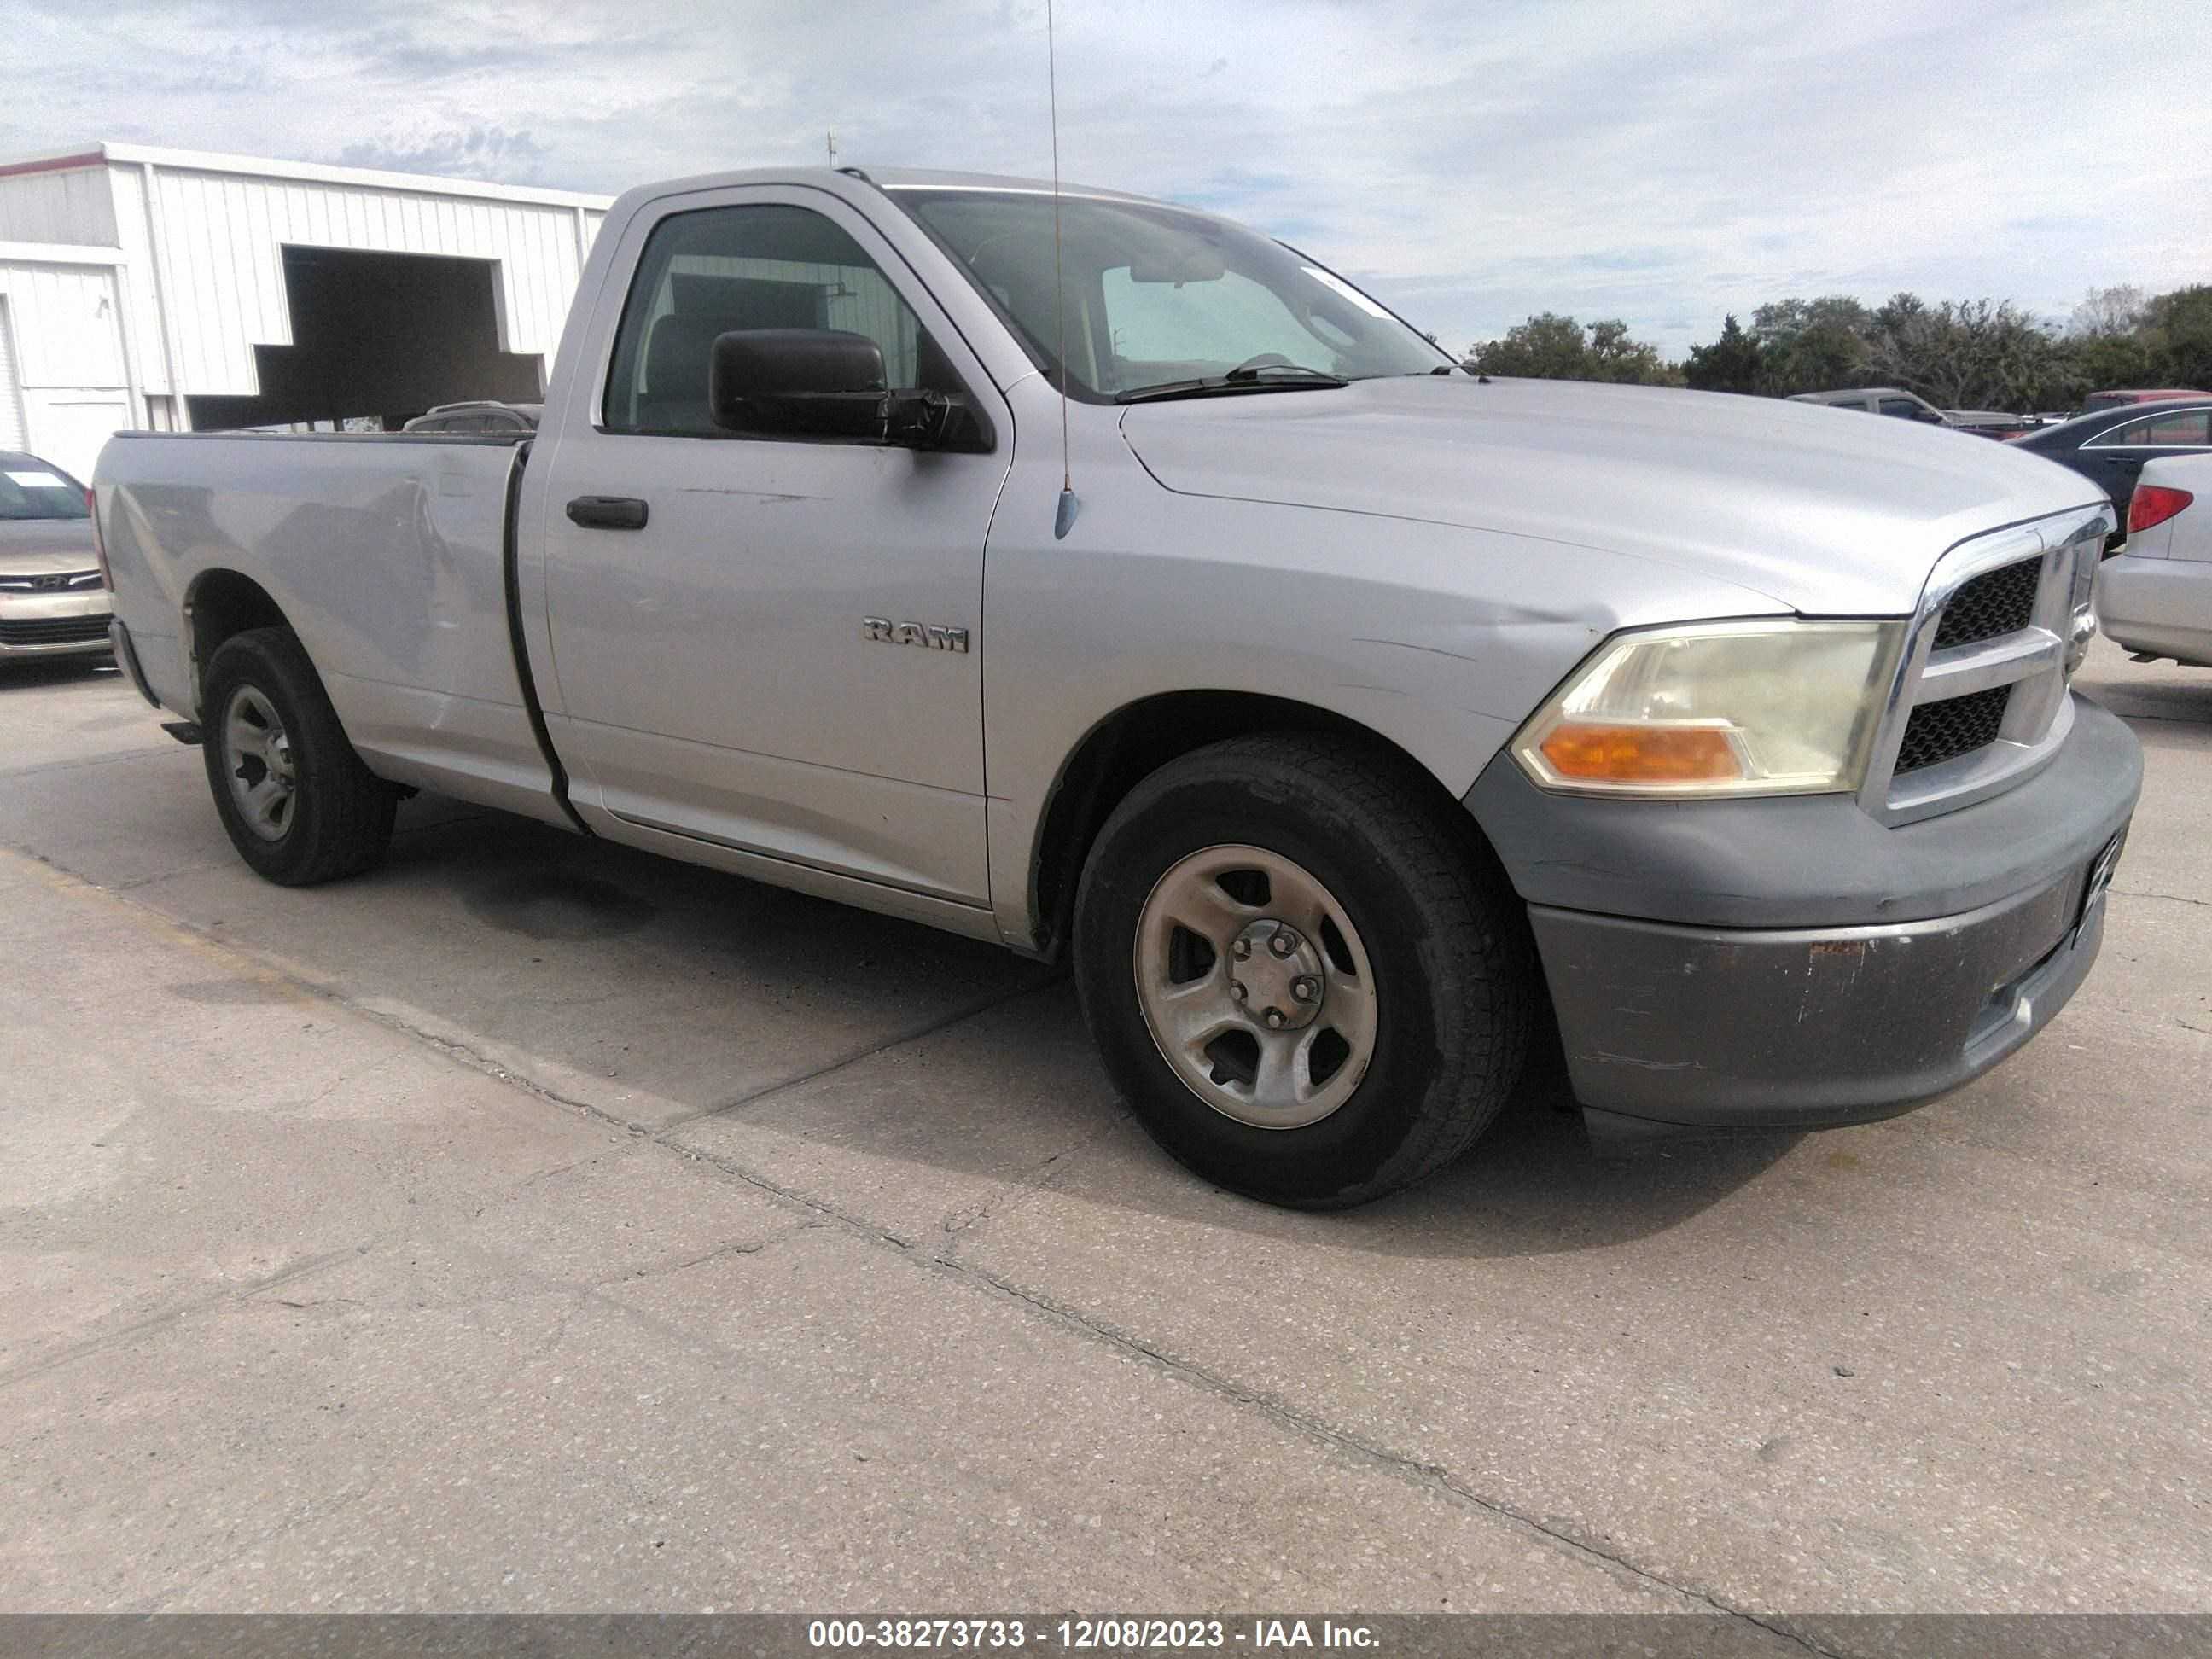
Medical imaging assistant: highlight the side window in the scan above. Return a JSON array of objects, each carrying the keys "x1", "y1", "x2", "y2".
[
  {"x1": 2088, "y1": 411, "x2": 2209, "y2": 447},
  {"x1": 603, "y1": 203, "x2": 928, "y2": 436},
  {"x1": 1877, "y1": 397, "x2": 1922, "y2": 419},
  {"x1": 2138, "y1": 410, "x2": 2209, "y2": 445}
]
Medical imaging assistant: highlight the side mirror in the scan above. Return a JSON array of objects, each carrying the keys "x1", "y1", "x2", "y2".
[
  {"x1": 709, "y1": 328, "x2": 977, "y2": 449},
  {"x1": 710, "y1": 329, "x2": 893, "y2": 440}
]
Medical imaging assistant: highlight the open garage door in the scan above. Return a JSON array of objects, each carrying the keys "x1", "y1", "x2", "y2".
[{"x1": 187, "y1": 247, "x2": 544, "y2": 431}]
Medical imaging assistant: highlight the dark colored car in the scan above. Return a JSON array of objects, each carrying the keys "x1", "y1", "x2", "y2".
[{"x1": 2008, "y1": 401, "x2": 2212, "y2": 544}]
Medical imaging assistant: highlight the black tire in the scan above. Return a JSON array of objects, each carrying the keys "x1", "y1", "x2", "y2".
[
  {"x1": 201, "y1": 626, "x2": 398, "y2": 886},
  {"x1": 1073, "y1": 733, "x2": 1534, "y2": 1209}
]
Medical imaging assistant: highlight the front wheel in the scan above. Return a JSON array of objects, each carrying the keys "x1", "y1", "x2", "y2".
[
  {"x1": 1073, "y1": 734, "x2": 1535, "y2": 1208},
  {"x1": 201, "y1": 626, "x2": 398, "y2": 886}
]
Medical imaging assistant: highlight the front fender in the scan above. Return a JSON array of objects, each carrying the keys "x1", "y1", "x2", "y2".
[{"x1": 980, "y1": 468, "x2": 1790, "y2": 950}]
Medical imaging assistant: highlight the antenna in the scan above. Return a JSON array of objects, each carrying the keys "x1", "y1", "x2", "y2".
[
  {"x1": 825, "y1": 131, "x2": 837, "y2": 167},
  {"x1": 1047, "y1": 0, "x2": 1079, "y2": 539}
]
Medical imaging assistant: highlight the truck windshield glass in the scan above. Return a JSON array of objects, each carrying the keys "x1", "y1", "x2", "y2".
[
  {"x1": 891, "y1": 189, "x2": 1452, "y2": 401},
  {"x1": 0, "y1": 463, "x2": 89, "y2": 521}
]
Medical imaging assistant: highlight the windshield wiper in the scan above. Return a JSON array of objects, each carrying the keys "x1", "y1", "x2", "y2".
[{"x1": 1116, "y1": 364, "x2": 1348, "y2": 404}]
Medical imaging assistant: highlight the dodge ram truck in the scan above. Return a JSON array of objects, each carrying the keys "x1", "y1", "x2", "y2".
[{"x1": 94, "y1": 166, "x2": 2142, "y2": 1208}]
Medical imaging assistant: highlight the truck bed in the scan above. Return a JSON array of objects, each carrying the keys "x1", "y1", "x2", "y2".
[{"x1": 97, "y1": 429, "x2": 572, "y2": 829}]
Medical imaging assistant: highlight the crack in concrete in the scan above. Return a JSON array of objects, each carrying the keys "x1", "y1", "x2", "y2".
[
  {"x1": 655, "y1": 1134, "x2": 1834, "y2": 1653},
  {"x1": 0, "y1": 1243, "x2": 372, "y2": 1392},
  {"x1": 940, "y1": 1118, "x2": 1126, "y2": 1240},
  {"x1": 653, "y1": 975, "x2": 1059, "y2": 1135},
  {"x1": 593, "y1": 1231, "x2": 796, "y2": 1285},
  {"x1": 940, "y1": 1261, "x2": 1839, "y2": 1656},
  {"x1": 8, "y1": 845, "x2": 1837, "y2": 1643},
  {"x1": 2112, "y1": 887, "x2": 2212, "y2": 910}
]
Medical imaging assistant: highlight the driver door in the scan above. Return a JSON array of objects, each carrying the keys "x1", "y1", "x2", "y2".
[{"x1": 533, "y1": 186, "x2": 1011, "y2": 910}]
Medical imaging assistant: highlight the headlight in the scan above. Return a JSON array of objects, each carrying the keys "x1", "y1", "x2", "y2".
[{"x1": 1512, "y1": 618, "x2": 1903, "y2": 798}]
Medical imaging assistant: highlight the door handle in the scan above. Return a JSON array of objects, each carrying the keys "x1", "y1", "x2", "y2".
[{"x1": 565, "y1": 495, "x2": 649, "y2": 530}]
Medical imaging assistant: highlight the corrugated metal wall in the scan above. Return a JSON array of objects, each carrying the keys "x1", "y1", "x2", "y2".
[
  {"x1": 0, "y1": 257, "x2": 132, "y2": 478},
  {"x1": 104, "y1": 166, "x2": 171, "y2": 398},
  {"x1": 0, "y1": 298, "x2": 25, "y2": 449},
  {"x1": 136, "y1": 165, "x2": 603, "y2": 399},
  {"x1": 0, "y1": 166, "x2": 119, "y2": 245},
  {"x1": 0, "y1": 261, "x2": 127, "y2": 387}
]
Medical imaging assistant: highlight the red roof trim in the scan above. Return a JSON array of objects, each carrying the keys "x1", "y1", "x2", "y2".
[{"x1": 0, "y1": 150, "x2": 106, "y2": 182}]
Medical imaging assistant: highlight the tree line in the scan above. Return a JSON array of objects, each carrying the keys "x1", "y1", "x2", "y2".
[{"x1": 1461, "y1": 284, "x2": 2212, "y2": 412}]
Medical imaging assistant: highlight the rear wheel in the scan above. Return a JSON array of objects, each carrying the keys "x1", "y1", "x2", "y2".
[
  {"x1": 1073, "y1": 733, "x2": 1534, "y2": 1208},
  {"x1": 201, "y1": 627, "x2": 398, "y2": 886}
]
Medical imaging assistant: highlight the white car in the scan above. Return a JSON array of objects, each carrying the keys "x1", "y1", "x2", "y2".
[{"x1": 2100, "y1": 453, "x2": 2212, "y2": 668}]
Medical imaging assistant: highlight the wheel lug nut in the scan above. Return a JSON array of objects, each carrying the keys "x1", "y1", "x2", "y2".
[
  {"x1": 1231, "y1": 939, "x2": 1251, "y2": 959},
  {"x1": 1263, "y1": 1008, "x2": 1285, "y2": 1029},
  {"x1": 1292, "y1": 975, "x2": 1318, "y2": 1002},
  {"x1": 1230, "y1": 981, "x2": 1247, "y2": 1002},
  {"x1": 1270, "y1": 932, "x2": 1295, "y2": 957}
]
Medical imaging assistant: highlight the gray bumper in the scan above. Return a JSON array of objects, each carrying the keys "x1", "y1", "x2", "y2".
[{"x1": 1464, "y1": 696, "x2": 2141, "y2": 1133}]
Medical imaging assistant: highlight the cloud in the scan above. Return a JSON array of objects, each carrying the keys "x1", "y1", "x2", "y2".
[
  {"x1": 0, "y1": 0, "x2": 2204, "y2": 358},
  {"x1": 338, "y1": 125, "x2": 550, "y2": 184}
]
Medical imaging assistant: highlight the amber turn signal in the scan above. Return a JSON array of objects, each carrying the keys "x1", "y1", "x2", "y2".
[{"x1": 1536, "y1": 722, "x2": 1743, "y2": 784}]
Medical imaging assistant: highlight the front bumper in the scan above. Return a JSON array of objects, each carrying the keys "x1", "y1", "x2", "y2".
[
  {"x1": 0, "y1": 588, "x2": 114, "y2": 657},
  {"x1": 1465, "y1": 695, "x2": 2141, "y2": 1133},
  {"x1": 2098, "y1": 553, "x2": 2212, "y2": 668}
]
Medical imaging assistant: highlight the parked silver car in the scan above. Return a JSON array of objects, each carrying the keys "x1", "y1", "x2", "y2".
[
  {"x1": 0, "y1": 451, "x2": 109, "y2": 659},
  {"x1": 2099, "y1": 453, "x2": 2212, "y2": 667},
  {"x1": 1789, "y1": 386, "x2": 1952, "y2": 424}
]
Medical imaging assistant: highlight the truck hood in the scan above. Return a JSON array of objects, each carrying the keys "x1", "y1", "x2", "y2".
[
  {"x1": 0, "y1": 517, "x2": 100, "y2": 578},
  {"x1": 1118, "y1": 377, "x2": 2109, "y2": 614}
]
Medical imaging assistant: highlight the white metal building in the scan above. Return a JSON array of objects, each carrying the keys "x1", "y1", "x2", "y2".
[{"x1": 0, "y1": 142, "x2": 612, "y2": 480}]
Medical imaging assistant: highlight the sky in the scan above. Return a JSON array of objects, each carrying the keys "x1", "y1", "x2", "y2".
[{"x1": 3, "y1": 0, "x2": 2207, "y2": 360}]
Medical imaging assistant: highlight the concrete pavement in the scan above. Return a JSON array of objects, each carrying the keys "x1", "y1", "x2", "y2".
[{"x1": 0, "y1": 643, "x2": 2206, "y2": 1626}]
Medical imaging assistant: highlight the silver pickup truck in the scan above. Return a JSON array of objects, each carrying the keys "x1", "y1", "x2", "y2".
[{"x1": 95, "y1": 166, "x2": 2141, "y2": 1208}]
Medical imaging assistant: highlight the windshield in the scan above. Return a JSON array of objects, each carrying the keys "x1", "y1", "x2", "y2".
[
  {"x1": 891, "y1": 189, "x2": 1452, "y2": 400},
  {"x1": 0, "y1": 458, "x2": 90, "y2": 521}
]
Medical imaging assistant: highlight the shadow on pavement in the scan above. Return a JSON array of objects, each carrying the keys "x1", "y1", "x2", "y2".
[
  {"x1": 0, "y1": 655, "x2": 119, "y2": 693},
  {"x1": 357, "y1": 799, "x2": 1797, "y2": 1261},
  {"x1": 18, "y1": 746, "x2": 1792, "y2": 1265}
]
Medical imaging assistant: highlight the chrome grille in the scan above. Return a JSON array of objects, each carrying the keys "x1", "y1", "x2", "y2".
[
  {"x1": 1859, "y1": 507, "x2": 2111, "y2": 825},
  {"x1": 1931, "y1": 557, "x2": 2040, "y2": 650}
]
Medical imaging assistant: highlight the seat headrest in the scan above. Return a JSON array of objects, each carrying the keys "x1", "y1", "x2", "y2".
[{"x1": 643, "y1": 313, "x2": 729, "y2": 404}]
